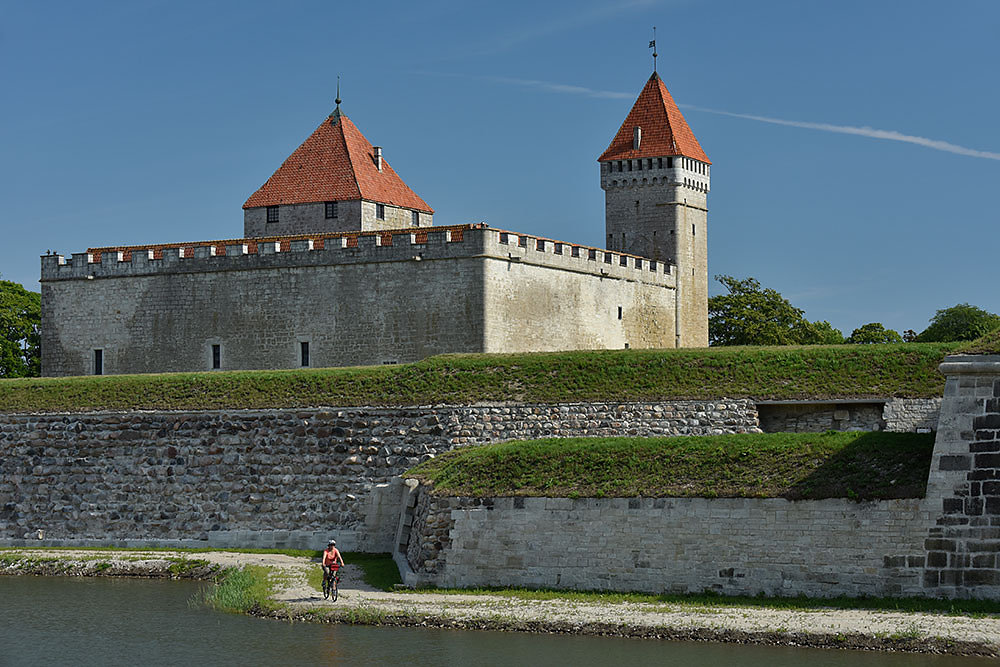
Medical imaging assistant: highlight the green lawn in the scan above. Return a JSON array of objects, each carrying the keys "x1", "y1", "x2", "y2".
[
  {"x1": 0, "y1": 343, "x2": 959, "y2": 413},
  {"x1": 406, "y1": 431, "x2": 935, "y2": 500}
]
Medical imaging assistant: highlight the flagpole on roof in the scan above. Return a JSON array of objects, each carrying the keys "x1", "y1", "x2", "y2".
[{"x1": 650, "y1": 27, "x2": 657, "y2": 73}]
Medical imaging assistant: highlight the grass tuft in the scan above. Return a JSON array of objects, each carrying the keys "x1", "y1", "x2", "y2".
[
  {"x1": 201, "y1": 565, "x2": 275, "y2": 613},
  {"x1": 407, "y1": 432, "x2": 935, "y2": 500}
]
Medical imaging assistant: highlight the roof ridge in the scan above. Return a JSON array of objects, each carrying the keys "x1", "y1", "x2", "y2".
[{"x1": 335, "y1": 114, "x2": 363, "y2": 202}]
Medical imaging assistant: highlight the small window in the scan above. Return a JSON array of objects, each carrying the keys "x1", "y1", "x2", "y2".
[
  {"x1": 411, "y1": 210, "x2": 419, "y2": 226},
  {"x1": 376, "y1": 203, "x2": 385, "y2": 220},
  {"x1": 692, "y1": 223, "x2": 696, "y2": 236},
  {"x1": 325, "y1": 201, "x2": 338, "y2": 219},
  {"x1": 94, "y1": 349, "x2": 103, "y2": 376},
  {"x1": 300, "y1": 341, "x2": 310, "y2": 367},
  {"x1": 627, "y1": 161, "x2": 633, "y2": 172},
  {"x1": 617, "y1": 161, "x2": 623, "y2": 172},
  {"x1": 647, "y1": 159, "x2": 653, "y2": 170},
  {"x1": 266, "y1": 206, "x2": 279, "y2": 223},
  {"x1": 657, "y1": 158, "x2": 663, "y2": 169},
  {"x1": 617, "y1": 306, "x2": 623, "y2": 320},
  {"x1": 212, "y1": 344, "x2": 221, "y2": 370},
  {"x1": 607, "y1": 234, "x2": 613, "y2": 249},
  {"x1": 637, "y1": 160, "x2": 642, "y2": 171},
  {"x1": 667, "y1": 157, "x2": 673, "y2": 168}
]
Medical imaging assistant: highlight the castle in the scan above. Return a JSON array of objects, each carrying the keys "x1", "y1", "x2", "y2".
[{"x1": 39, "y1": 73, "x2": 710, "y2": 376}]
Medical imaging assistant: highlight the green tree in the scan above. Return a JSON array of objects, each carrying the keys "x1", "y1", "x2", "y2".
[
  {"x1": 708, "y1": 275, "x2": 843, "y2": 346},
  {"x1": 847, "y1": 322, "x2": 903, "y2": 344},
  {"x1": 916, "y1": 303, "x2": 1000, "y2": 343},
  {"x1": 0, "y1": 280, "x2": 41, "y2": 377}
]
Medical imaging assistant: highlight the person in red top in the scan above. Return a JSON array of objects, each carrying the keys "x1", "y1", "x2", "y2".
[{"x1": 322, "y1": 539, "x2": 344, "y2": 579}]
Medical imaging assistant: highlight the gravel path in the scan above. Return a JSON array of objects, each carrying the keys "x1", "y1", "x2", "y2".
[{"x1": 4, "y1": 549, "x2": 998, "y2": 656}]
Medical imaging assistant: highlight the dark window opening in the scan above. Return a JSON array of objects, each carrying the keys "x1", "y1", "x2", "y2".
[
  {"x1": 376, "y1": 203, "x2": 385, "y2": 220},
  {"x1": 667, "y1": 157, "x2": 673, "y2": 168},
  {"x1": 657, "y1": 158, "x2": 663, "y2": 169},
  {"x1": 607, "y1": 234, "x2": 613, "y2": 249},
  {"x1": 266, "y1": 206, "x2": 279, "y2": 223},
  {"x1": 617, "y1": 161, "x2": 623, "y2": 172},
  {"x1": 325, "y1": 201, "x2": 338, "y2": 219},
  {"x1": 411, "y1": 210, "x2": 419, "y2": 226},
  {"x1": 692, "y1": 223, "x2": 696, "y2": 236},
  {"x1": 300, "y1": 341, "x2": 310, "y2": 367},
  {"x1": 627, "y1": 161, "x2": 633, "y2": 172},
  {"x1": 647, "y1": 159, "x2": 653, "y2": 170},
  {"x1": 617, "y1": 306, "x2": 623, "y2": 320},
  {"x1": 93, "y1": 349, "x2": 103, "y2": 376},
  {"x1": 637, "y1": 160, "x2": 642, "y2": 170},
  {"x1": 212, "y1": 344, "x2": 221, "y2": 370}
]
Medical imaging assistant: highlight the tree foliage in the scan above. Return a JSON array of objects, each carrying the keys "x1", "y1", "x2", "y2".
[
  {"x1": 916, "y1": 303, "x2": 1000, "y2": 343},
  {"x1": 0, "y1": 280, "x2": 41, "y2": 378},
  {"x1": 708, "y1": 275, "x2": 844, "y2": 346},
  {"x1": 847, "y1": 322, "x2": 903, "y2": 344}
]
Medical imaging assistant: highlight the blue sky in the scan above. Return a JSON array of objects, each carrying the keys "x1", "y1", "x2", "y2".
[{"x1": 2, "y1": 0, "x2": 998, "y2": 337}]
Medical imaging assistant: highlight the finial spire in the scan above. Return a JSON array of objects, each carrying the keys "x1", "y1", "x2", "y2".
[
  {"x1": 649, "y1": 27, "x2": 657, "y2": 73},
  {"x1": 330, "y1": 75, "x2": 344, "y2": 124}
]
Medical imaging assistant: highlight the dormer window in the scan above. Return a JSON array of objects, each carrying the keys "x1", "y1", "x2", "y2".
[
  {"x1": 266, "y1": 206, "x2": 279, "y2": 223},
  {"x1": 325, "y1": 201, "x2": 338, "y2": 219}
]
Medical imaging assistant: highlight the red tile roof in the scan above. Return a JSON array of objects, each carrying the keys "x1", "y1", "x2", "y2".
[
  {"x1": 243, "y1": 110, "x2": 433, "y2": 212},
  {"x1": 598, "y1": 73, "x2": 710, "y2": 164}
]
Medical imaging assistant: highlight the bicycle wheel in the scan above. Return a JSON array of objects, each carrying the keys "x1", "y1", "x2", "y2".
[
  {"x1": 322, "y1": 576, "x2": 330, "y2": 600},
  {"x1": 331, "y1": 577, "x2": 339, "y2": 602}
]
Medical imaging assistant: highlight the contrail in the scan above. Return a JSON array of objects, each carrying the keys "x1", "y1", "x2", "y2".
[
  {"x1": 682, "y1": 105, "x2": 1000, "y2": 161},
  {"x1": 464, "y1": 74, "x2": 1000, "y2": 161}
]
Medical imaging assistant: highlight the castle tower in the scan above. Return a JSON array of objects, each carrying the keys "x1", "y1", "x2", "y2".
[
  {"x1": 599, "y1": 73, "x2": 710, "y2": 347},
  {"x1": 243, "y1": 100, "x2": 433, "y2": 237}
]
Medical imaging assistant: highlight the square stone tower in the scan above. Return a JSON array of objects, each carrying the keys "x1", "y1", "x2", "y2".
[{"x1": 599, "y1": 73, "x2": 710, "y2": 347}]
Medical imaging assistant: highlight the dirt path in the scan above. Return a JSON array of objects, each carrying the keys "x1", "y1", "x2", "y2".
[{"x1": 3, "y1": 549, "x2": 998, "y2": 656}]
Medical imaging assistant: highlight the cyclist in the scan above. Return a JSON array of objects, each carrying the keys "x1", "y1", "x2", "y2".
[{"x1": 322, "y1": 539, "x2": 344, "y2": 584}]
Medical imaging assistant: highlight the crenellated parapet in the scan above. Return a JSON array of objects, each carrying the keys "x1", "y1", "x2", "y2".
[{"x1": 41, "y1": 224, "x2": 676, "y2": 288}]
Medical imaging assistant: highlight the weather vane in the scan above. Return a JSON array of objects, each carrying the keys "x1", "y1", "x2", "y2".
[{"x1": 649, "y1": 27, "x2": 657, "y2": 73}]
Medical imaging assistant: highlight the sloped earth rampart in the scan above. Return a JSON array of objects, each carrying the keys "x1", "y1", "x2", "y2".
[{"x1": 0, "y1": 549, "x2": 996, "y2": 657}]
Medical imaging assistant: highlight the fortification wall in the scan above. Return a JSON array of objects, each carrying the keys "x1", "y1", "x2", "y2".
[
  {"x1": 0, "y1": 401, "x2": 759, "y2": 551},
  {"x1": 757, "y1": 398, "x2": 942, "y2": 434},
  {"x1": 405, "y1": 491, "x2": 933, "y2": 598},
  {"x1": 40, "y1": 226, "x2": 680, "y2": 376}
]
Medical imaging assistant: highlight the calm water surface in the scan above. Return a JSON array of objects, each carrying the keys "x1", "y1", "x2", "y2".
[{"x1": 0, "y1": 577, "x2": 991, "y2": 666}]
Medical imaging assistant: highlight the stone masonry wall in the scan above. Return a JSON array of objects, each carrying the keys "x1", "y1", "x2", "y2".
[
  {"x1": 757, "y1": 399, "x2": 942, "y2": 434},
  {"x1": 0, "y1": 400, "x2": 759, "y2": 550},
  {"x1": 408, "y1": 492, "x2": 933, "y2": 598},
  {"x1": 915, "y1": 356, "x2": 1000, "y2": 598}
]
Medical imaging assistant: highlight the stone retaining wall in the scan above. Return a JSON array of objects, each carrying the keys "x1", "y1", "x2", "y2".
[
  {"x1": 405, "y1": 488, "x2": 934, "y2": 598},
  {"x1": 0, "y1": 400, "x2": 759, "y2": 550}
]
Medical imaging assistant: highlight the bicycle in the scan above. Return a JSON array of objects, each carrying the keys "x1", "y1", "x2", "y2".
[{"x1": 322, "y1": 568, "x2": 341, "y2": 601}]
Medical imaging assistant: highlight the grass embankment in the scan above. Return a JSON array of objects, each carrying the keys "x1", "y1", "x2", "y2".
[
  {"x1": 959, "y1": 329, "x2": 1000, "y2": 355},
  {"x1": 407, "y1": 431, "x2": 934, "y2": 500},
  {"x1": 0, "y1": 343, "x2": 959, "y2": 413}
]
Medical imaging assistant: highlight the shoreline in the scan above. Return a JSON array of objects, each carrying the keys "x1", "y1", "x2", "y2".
[{"x1": 2, "y1": 548, "x2": 997, "y2": 658}]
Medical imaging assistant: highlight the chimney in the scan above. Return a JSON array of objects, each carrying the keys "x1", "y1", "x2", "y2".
[
  {"x1": 374, "y1": 146, "x2": 383, "y2": 172},
  {"x1": 633, "y1": 127, "x2": 642, "y2": 150}
]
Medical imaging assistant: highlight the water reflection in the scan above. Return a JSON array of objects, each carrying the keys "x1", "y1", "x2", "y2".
[{"x1": 0, "y1": 577, "x2": 988, "y2": 666}]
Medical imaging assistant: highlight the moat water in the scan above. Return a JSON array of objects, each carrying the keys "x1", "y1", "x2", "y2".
[{"x1": 0, "y1": 577, "x2": 990, "y2": 666}]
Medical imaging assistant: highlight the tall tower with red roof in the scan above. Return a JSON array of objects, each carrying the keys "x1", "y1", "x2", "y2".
[
  {"x1": 599, "y1": 72, "x2": 710, "y2": 347},
  {"x1": 243, "y1": 100, "x2": 433, "y2": 237}
]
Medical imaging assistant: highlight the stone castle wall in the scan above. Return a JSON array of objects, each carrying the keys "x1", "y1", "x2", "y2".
[
  {"x1": 400, "y1": 359, "x2": 1000, "y2": 600},
  {"x1": 243, "y1": 201, "x2": 433, "y2": 238},
  {"x1": 758, "y1": 398, "x2": 942, "y2": 433},
  {"x1": 40, "y1": 226, "x2": 681, "y2": 377},
  {"x1": 405, "y1": 491, "x2": 934, "y2": 598},
  {"x1": 0, "y1": 401, "x2": 759, "y2": 551}
]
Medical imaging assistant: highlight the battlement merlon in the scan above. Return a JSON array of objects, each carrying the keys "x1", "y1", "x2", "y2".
[{"x1": 40, "y1": 224, "x2": 676, "y2": 288}]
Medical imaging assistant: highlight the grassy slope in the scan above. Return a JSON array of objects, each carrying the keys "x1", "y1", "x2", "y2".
[
  {"x1": 0, "y1": 343, "x2": 958, "y2": 413},
  {"x1": 406, "y1": 432, "x2": 935, "y2": 500},
  {"x1": 958, "y1": 329, "x2": 1000, "y2": 355}
]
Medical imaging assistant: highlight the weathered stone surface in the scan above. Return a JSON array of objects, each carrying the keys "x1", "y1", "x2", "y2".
[{"x1": 0, "y1": 400, "x2": 759, "y2": 549}]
